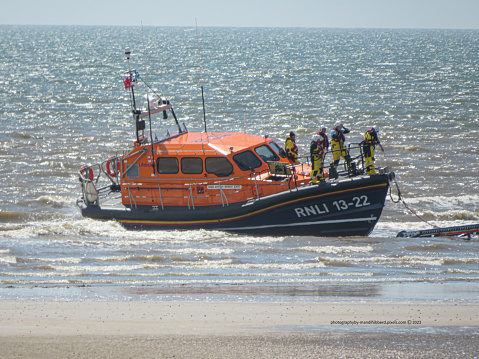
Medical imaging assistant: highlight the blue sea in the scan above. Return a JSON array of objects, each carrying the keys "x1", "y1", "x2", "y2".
[{"x1": 1, "y1": 26, "x2": 478, "y2": 302}]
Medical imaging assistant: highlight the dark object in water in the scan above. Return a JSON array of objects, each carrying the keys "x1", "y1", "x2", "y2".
[{"x1": 397, "y1": 224, "x2": 479, "y2": 239}]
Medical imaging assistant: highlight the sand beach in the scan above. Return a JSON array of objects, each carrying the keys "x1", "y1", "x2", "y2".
[{"x1": 1, "y1": 300, "x2": 478, "y2": 358}]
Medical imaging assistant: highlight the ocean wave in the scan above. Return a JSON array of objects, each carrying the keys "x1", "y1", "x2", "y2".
[
  {"x1": 35, "y1": 195, "x2": 76, "y2": 209},
  {"x1": 316, "y1": 255, "x2": 477, "y2": 267},
  {"x1": 162, "y1": 248, "x2": 235, "y2": 256},
  {"x1": 434, "y1": 210, "x2": 479, "y2": 221},
  {"x1": 316, "y1": 257, "x2": 356, "y2": 267},
  {"x1": 9, "y1": 131, "x2": 47, "y2": 140},
  {"x1": 0, "y1": 210, "x2": 67, "y2": 225},
  {"x1": 0, "y1": 256, "x2": 17, "y2": 264},
  {"x1": 299, "y1": 245, "x2": 374, "y2": 254},
  {"x1": 403, "y1": 243, "x2": 454, "y2": 251},
  {"x1": 400, "y1": 194, "x2": 479, "y2": 208},
  {"x1": 0, "y1": 211, "x2": 33, "y2": 223},
  {"x1": 26, "y1": 257, "x2": 83, "y2": 264}
]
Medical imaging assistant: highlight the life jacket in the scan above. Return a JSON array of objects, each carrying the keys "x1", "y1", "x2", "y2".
[
  {"x1": 317, "y1": 133, "x2": 329, "y2": 150},
  {"x1": 363, "y1": 128, "x2": 379, "y2": 145},
  {"x1": 310, "y1": 140, "x2": 323, "y2": 157},
  {"x1": 285, "y1": 136, "x2": 298, "y2": 156},
  {"x1": 331, "y1": 127, "x2": 347, "y2": 143}
]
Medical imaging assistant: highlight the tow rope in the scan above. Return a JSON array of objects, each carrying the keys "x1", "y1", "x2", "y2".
[{"x1": 389, "y1": 176, "x2": 440, "y2": 229}]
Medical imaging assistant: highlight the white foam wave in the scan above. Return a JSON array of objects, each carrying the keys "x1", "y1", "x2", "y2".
[
  {"x1": 35, "y1": 195, "x2": 75, "y2": 209},
  {"x1": 162, "y1": 248, "x2": 235, "y2": 256},
  {"x1": 0, "y1": 217, "x2": 285, "y2": 246},
  {"x1": 299, "y1": 245, "x2": 374, "y2": 254},
  {"x1": 316, "y1": 255, "x2": 478, "y2": 267},
  {"x1": 401, "y1": 194, "x2": 479, "y2": 210},
  {"x1": 0, "y1": 256, "x2": 17, "y2": 264},
  {"x1": 1, "y1": 271, "x2": 84, "y2": 278},
  {"x1": 30, "y1": 257, "x2": 83, "y2": 264}
]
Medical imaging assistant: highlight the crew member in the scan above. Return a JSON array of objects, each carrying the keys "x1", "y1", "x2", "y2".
[
  {"x1": 318, "y1": 125, "x2": 329, "y2": 151},
  {"x1": 362, "y1": 125, "x2": 384, "y2": 175},
  {"x1": 310, "y1": 134, "x2": 324, "y2": 184},
  {"x1": 285, "y1": 131, "x2": 299, "y2": 164},
  {"x1": 331, "y1": 121, "x2": 351, "y2": 169}
]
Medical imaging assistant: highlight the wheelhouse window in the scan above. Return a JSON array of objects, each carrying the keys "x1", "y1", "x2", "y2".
[
  {"x1": 205, "y1": 157, "x2": 234, "y2": 177},
  {"x1": 255, "y1": 145, "x2": 280, "y2": 163},
  {"x1": 232, "y1": 151, "x2": 262, "y2": 171},
  {"x1": 181, "y1": 157, "x2": 203, "y2": 174},
  {"x1": 125, "y1": 164, "x2": 139, "y2": 177},
  {"x1": 157, "y1": 157, "x2": 179, "y2": 174},
  {"x1": 268, "y1": 141, "x2": 287, "y2": 158}
]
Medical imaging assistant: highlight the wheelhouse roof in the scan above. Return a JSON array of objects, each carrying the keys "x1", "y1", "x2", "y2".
[{"x1": 151, "y1": 131, "x2": 273, "y2": 156}]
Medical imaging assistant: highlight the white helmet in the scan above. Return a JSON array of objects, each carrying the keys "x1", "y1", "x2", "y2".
[
  {"x1": 311, "y1": 134, "x2": 320, "y2": 142},
  {"x1": 319, "y1": 125, "x2": 326, "y2": 132},
  {"x1": 334, "y1": 121, "x2": 342, "y2": 128},
  {"x1": 372, "y1": 125, "x2": 379, "y2": 133}
]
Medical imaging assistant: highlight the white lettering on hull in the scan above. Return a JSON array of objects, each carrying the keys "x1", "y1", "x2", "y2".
[
  {"x1": 294, "y1": 196, "x2": 371, "y2": 218},
  {"x1": 294, "y1": 203, "x2": 330, "y2": 217}
]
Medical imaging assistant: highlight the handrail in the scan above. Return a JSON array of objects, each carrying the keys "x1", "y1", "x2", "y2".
[
  {"x1": 158, "y1": 184, "x2": 164, "y2": 210},
  {"x1": 218, "y1": 181, "x2": 229, "y2": 207},
  {"x1": 253, "y1": 176, "x2": 260, "y2": 200},
  {"x1": 127, "y1": 184, "x2": 137, "y2": 209},
  {"x1": 187, "y1": 183, "x2": 195, "y2": 210}
]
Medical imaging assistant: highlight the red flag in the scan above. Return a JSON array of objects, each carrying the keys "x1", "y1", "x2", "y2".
[{"x1": 124, "y1": 78, "x2": 134, "y2": 89}]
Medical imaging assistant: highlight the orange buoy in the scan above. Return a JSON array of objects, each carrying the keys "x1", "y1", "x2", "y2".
[
  {"x1": 106, "y1": 156, "x2": 119, "y2": 176},
  {"x1": 80, "y1": 165, "x2": 94, "y2": 180}
]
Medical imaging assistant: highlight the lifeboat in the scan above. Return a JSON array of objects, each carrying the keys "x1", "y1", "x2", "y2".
[{"x1": 76, "y1": 48, "x2": 394, "y2": 237}]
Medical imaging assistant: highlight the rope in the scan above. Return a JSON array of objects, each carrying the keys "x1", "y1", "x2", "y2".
[{"x1": 389, "y1": 176, "x2": 440, "y2": 229}]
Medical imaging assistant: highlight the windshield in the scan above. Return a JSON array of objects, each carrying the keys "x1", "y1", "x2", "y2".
[
  {"x1": 268, "y1": 141, "x2": 286, "y2": 158},
  {"x1": 255, "y1": 145, "x2": 280, "y2": 162}
]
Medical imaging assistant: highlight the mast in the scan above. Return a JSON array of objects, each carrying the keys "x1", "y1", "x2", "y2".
[
  {"x1": 195, "y1": 20, "x2": 207, "y2": 133},
  {"x1": 124, "y1": 47, "x2": 144, "y2": 145}
]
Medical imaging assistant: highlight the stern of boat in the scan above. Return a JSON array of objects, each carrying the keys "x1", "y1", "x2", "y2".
[{"x1": 76, "y1": 156, "x2": 123, "y2": 217}]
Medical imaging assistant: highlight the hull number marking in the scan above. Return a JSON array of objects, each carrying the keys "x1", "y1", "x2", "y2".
[
  {"x1": 332, "y1": 195, "x2": 370, "y2": 211},
  {"x1": 294, "y1": 196, "x2": 370, "y2": 218}
]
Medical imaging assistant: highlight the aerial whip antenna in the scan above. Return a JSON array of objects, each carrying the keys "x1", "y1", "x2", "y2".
[
  {"x1": 195, "y1": 19, "x2": 207, "y2": 133},
  {"x1": 146, "y1": 92, "x2": 157, "y2": 175},
  {"x1": 244, "y1": 112, "x2": 246, "y2": 134},
  {"x1": 125, "y1": 47, "x2": 136, "y2": 110}
]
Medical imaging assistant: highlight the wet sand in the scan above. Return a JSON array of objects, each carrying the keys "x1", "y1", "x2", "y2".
[{"x1": 1, "y1": 300, "x2": 478, "y2": 358}]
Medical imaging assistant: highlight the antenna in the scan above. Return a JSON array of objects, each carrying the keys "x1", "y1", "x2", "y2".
[
  {"x1": 146, "y1": 92, "x2": 156, "y2": 175},
  {"x1": 125, "y1": 48, "x2": 145, "y2": 144},
  {"x1": 125, "y1": 47, "x2": 136, "y2": 110},
  {"x1": 244, "y1": 112, "x2": 246, "y2": 134},
  {"x1": 195, "y1": 19, "x2": 207, "y2": 133}
]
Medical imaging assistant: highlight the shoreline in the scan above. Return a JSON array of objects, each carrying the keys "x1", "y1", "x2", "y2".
[
  {"x1": 2, "y1": 280, "x2": 479, "y2": 302},
  {"x1": 1, "y1": 300, "x2": 478, "y2": 358}
]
